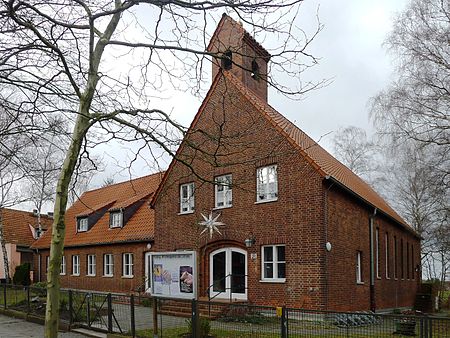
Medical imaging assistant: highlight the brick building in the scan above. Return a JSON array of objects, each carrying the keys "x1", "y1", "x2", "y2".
[
  {"x1": 0, "y1": 208, "x2": 52, "y2": 282},
  {"x1": 32, "y1": 173, "x2": 162, "y2": 293},
  {"x1": 151, "y1": 14, "x2": 421, "y2": 312}
]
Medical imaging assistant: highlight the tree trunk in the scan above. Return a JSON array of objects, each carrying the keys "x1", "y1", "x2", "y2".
[
  {"x1": 0, "y1": 209, "x2": 10, "y2": 283},
  {"x1": 44, "y1": 112, "x2": 89, "y2": 338}
]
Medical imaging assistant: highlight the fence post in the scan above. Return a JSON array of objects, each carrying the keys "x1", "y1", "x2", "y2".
[
  {"x1": 191, "y1": 299, "x2": 198, "y2": 338},
  {"x1": 3, "y1": 284, "x2": 6, "y2": 309},
  {"x1": 153, "y1": 298, "x2": 158, "y2": 338},
  {"x1": 27, "y1": 285, "x2": 30, "y2": 314},
  {"x1": 281, "y1": 307, "x2": 288, "y2": 338},
  {"x1": 130, "y1": 294, "x2": 136, "y2": 338},
  {"x1": 107, "y1": 293, "x2": 113, "y2": 333},
  {"x1": 68, "y1": 290, "x2": 73, "y2": 329},
  {"x1": 87, "y1": 293, "x2": 91, "y2": 328}
]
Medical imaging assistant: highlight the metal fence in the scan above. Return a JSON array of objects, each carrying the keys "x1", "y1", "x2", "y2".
[{"x1": 1, "y1": 284, "x2": 450, "y2": 337}]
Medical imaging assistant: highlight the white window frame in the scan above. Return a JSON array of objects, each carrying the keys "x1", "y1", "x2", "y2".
[
  {"x1": 72, "y1": 255, "x2": 80, "y2": 276},
  {"x1": 60, "y1": 256, "x2": 66, "y2": 275},
  {"x1": 122, "y1": 253, "x2": 134, "y2": 277},
  {"x1": 77, "y1": 217, "x2": 88, "y2": 232},
  {"x1": 46, "y1": 256, "x2": 50, "y2": 273},
  {"x1": 356, "y1": 251, "x2": 363, "y2": 283},
  {"x1": 87, "y1": 254, "x2": 96, "y2": 276},
  {"x1": 215, "y1": 174, "x2": 232, "y2": 208},
  {"x1": 261, "y1": 245, "x2": 286, "y2": 282},
  {"x1": 385, "y1": 233, "x2": 390, "y2": 279},
  {"x1": 256, "y1": 165, "x2": 278, "y2": 202},
  {"x1": 180, "y1": 182, "x2": 195, "y2": 213},
  {"x1": 110, "y1": 211, "x2": 123, "y2": 228},
  {"x1": 104, "y1": 254, "x2": 114, "y2": 277}
]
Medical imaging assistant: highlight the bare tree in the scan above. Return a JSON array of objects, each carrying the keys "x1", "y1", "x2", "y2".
[
  {"x1": 332, "y1": 126, "x2": 377, "y2": 178},
  {"x1": 371, "y1": 0, "x2": 450, "y2": 148},
  {"x1": 0, "y1": 1, "x2": 322, "y2": 335}
]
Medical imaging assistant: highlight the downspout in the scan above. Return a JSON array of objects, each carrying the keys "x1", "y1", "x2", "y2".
[
  {"x1": 323, "y1": 176, "x2": 335, "y2": 311},
  {"x1": 369, "y1": 208, "x2": 377, "y2": 312}
]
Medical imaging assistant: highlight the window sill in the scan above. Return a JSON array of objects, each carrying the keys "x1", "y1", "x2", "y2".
[
  {"x1": 255, "y1": 198, "x2": 278, "y2": 205},
  {"x1": 178, "y1": 211, "x2": 194, "y2": 215},
  {"x1": 103, "y1": 275, "x2": 114, "y2": 278},
  {"x1": 72, "y1": 274, "x2": 80, "y2": 277},
  {"x1": 259, "y1": 279, "x2": 286, "y2": 284},
  {"x1": 356, "y1": 282, "x2": 365, "y2": 285},
  {"x1": 122, "y1": 275, "x2": 134, "y2": 279},
  {"x1": 213, "y1": 205, "x2": 232, "y2": 210},
  {"x1": 87, "y1": 275, "x2": 96, "y2": 277},
  {"x1": 376, "y1": 276, "x2": 381, "y2": 280},
  {"x1": 60, "y1": 273, "x2": 66, "y2": 276}
]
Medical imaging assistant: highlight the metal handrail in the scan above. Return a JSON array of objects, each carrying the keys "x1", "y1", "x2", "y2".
[{"x1": 206, "y1": 273, "x2": 248, "y2": 316}]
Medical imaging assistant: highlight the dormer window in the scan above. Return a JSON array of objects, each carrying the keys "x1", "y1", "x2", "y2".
[
  {"x1": 251, "y1": 59, "x2": 260, "y2": 80},
  {"x1": 77, "y1": 217, "x2": 88, "y2": 232},
  {"x1": 110, "y1": 211, "x2": 123, "y2": 228},
  {"x1": 221, "y1": 50, "x2": 232, "y2": 70}
]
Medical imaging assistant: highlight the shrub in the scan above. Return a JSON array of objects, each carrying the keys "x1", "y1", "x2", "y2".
[
  {"x1": 185, "y1": 317, "x2": 211, "y2": 337},
  {"x1": 13, "y1": 263, "x2": 31, "y2": 286}
]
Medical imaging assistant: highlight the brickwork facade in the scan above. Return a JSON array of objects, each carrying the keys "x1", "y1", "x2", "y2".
[{"x1": 34, "y1": 242, "x2": 151, "y2": 293}]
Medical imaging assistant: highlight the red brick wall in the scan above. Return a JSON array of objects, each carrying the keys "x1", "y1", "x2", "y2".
[
  {"x1": 326, "y1": 186, "x2": 420, "y2": 311},
  {"x1": 34, "y1": 242, "x2": 151, "y2": 294},
  {"x1": 154, "y1": 74, "x2": 326, "y2": 309}
]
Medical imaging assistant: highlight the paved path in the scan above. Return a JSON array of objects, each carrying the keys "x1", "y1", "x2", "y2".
[{"x1": 0, "y1": 314, "x2": 86, "y2": 338}]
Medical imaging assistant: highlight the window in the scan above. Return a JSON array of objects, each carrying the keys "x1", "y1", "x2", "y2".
[
  {"x1": 60, "y1": 256, "x2": 66, "y2": 275},
  {"x1": 215, "y1": 174, "x2": 232, "y2": 208},
  {"x1": 104, "y1": 254, "x2": 114, "y2": 277},
  {"x1": 110, "y1": 211, "x2": 123, "y2": 228},
  {"x1": 221, "y1": 50, "x2": 232, "y2": 70},
  {"x1": 400, "y1": 239, "x2": 404, "y2": 279},
  {"x1": 261, "y1": 245, "x2": 285, "y2": 281},
  {"x1": 385, "y1": 233, "x2": 390, "y2": 279},
  {"x1": 77, "y1": 217, "x2": 88, "y2": 232},
  {"x1": 356, "y1": 251, "x2": 363, "y2": 283},
  {"x1": 375, "y1": 228, "x2": 380, "y2": 278},
  {"x1": 46, "y1": 256, "x2": 50, "y2": 273},
  {"x1": 251, "y1": 59, "x2": 260, "y2": 80},
  {"x1": 180, "y1": 183, "x2": 195, "y2": 213},
  {"x1": 411, "y1": 245, "x2": 415, "y2": 280},
  {"x1": 123, "y1": 253, "x2": 133, "y2": 277},
  {"x1": 72, "y1": 255, "x2": 80, "y2": 276},
  {"x1": 406, "y1": 242, "x2": 410, "y2": 279},
  {"x1": 256, "y1": 165, "x2": 278, "y2": 202},
  {"x1": 394, "y1": 236, "x2": 398, "y2": 279},
  {"x1": 87, "y1": 254, "x2": 96, "y2": 276}
]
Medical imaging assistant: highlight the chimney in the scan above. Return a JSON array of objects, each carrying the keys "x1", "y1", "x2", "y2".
[
  {"x1": 207, "y1": 14, "x2": 271, "y2": 102},
  {"x1": 47, "y1": 212, "x2": 54, "y2": 218},
  {"x1": 32, "y1": 209, "x2": 38, "y2": 216}
]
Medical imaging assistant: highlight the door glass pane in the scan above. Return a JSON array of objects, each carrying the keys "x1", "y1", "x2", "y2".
[
  {"x1": 212, "y1": 251, "x2": 226, "y2": 292},
  {"x1": 231, "y1": 251, "x2": 245, "y2": 294}
]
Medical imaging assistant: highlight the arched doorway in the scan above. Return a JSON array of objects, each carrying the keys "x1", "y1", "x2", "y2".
[{"x1": 209, "y1": 247, "x2": 247, "y2": 300}]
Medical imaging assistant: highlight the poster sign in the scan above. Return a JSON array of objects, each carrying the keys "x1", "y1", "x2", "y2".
[{"x1": 150, "y1": 251, "x2": 197, "y2": 299}]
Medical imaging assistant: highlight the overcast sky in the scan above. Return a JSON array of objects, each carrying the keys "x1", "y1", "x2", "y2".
[{"x1": 85, "y1": 0, "x2": 409, "y2": 191}]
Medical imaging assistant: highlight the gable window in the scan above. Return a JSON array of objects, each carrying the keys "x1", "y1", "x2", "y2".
[
  {"x1": 77, "y1": 217, "x2": 88, "y2": 232},
  {"x1": 251, "y1": 59, "x2": 260, "y2": 80},
  {"x1": 72, "y1": 255, "x2": 80, "y2": 276},
  {"x1": 215, "y1": 174, "x2": 232, "y2": 208},
  {"x1": 180, "y1": 182, "x2": 195, "y2": 213},
  {"x1": 87, "y1": 254, "x2": 96, "y2": 276},
  {"x1": 221, "y1": 50, "x2": 232, "y2": 70},
  {"x1": 110, "y1": 211, "x2": 123, "y2": 228},
  {"x1": 356, "y1": 251, "x2": 363, "y2": 283},
  {"x1": 256, "y1": 165, "x2": 278, "y2": 202},
  {"x1": 60, "y1": 256, "x2": 66, "y2": 275},
  {"x1": 123, "y1": 253, "x2": 134, "y2": 277},
  {"x1": 104, "y1": 254, "x2": 114, "y2": 277},
  {"x1": 261, "y1": 245, "x2": 285, "y2": 282}
]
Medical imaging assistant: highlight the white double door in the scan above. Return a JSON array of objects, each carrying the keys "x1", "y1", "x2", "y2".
[{"x1": 209, "y1": 247, "x2": 247, "y2": 300}]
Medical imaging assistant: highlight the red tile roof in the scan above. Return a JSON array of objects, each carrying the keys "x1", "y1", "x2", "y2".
[
  {"x1": 222, "y1": 71, "x2": 415, "y2": 233},
  {"x1": 32, "y1": 173, "x2": 163, "y2": 249},
  {"x1": 0, "y1": 208, "x2": 53, "y2": 247}
]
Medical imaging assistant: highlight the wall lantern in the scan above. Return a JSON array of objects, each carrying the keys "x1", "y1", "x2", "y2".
[
  {"x1": 244, "y1": 236, "x2": 256, "y2": 248},
  {"x1": 325, "y1": 242, "x2": 332, "y2": 252}
]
